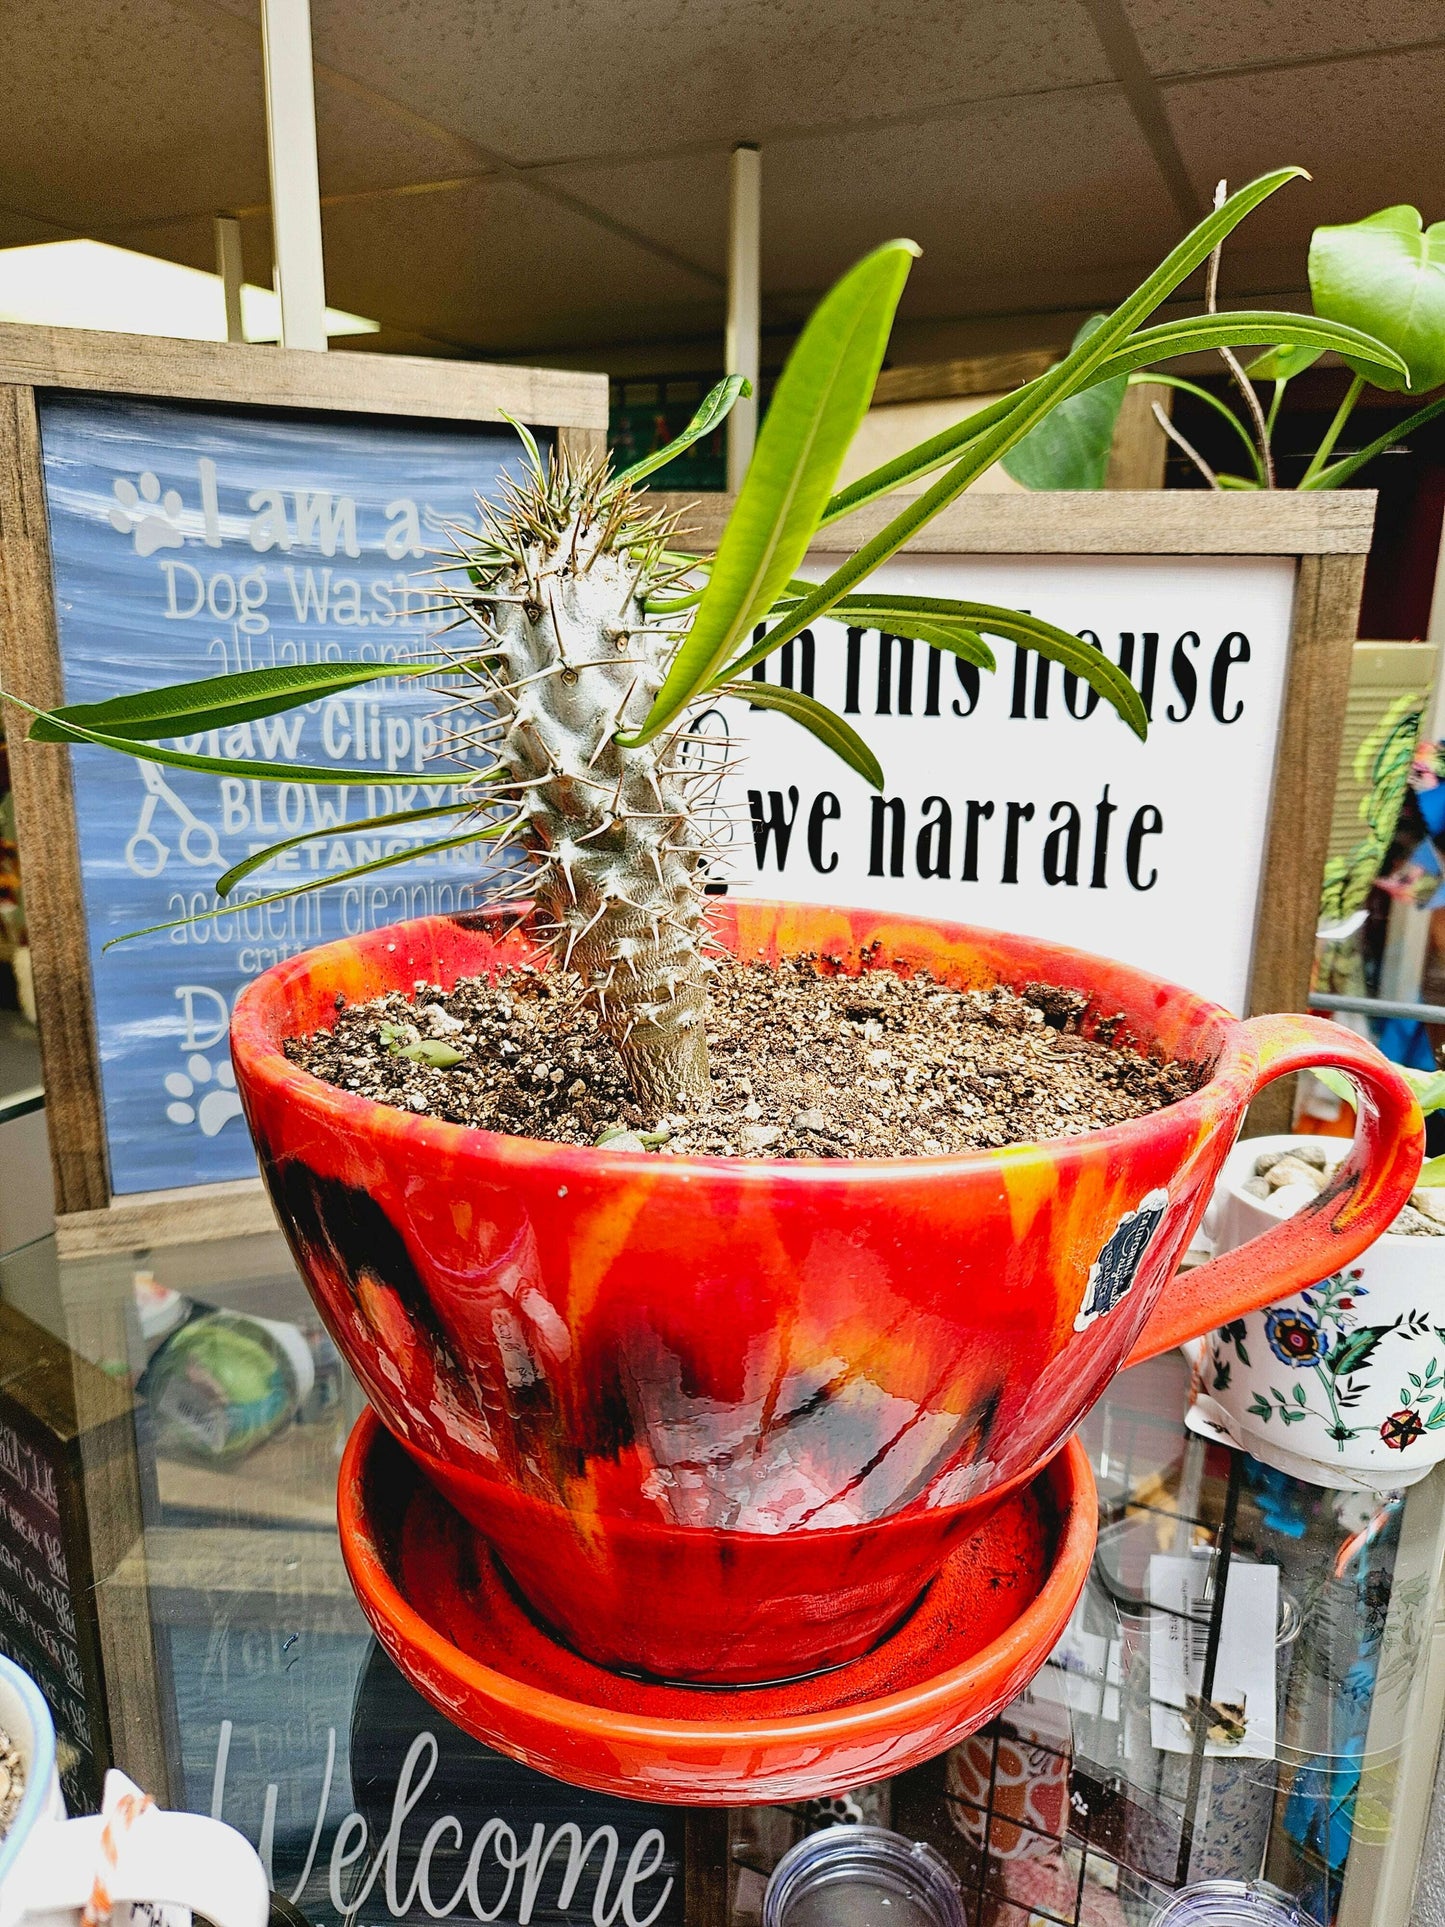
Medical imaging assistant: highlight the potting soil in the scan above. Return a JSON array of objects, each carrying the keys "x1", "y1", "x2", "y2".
[{"x1": 287, "y1": 955, "x2": 1200, "y2": 1159}]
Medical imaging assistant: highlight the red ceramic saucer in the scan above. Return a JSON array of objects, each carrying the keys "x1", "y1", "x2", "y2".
[{"x1": 338, "y1": 1409, "x2": 1097, "y2": 1804}]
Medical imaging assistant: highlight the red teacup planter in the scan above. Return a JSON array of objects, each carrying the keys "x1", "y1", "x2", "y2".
[{"x1": 231, "y1": 902, "x2": 1421, "y2": 1687}]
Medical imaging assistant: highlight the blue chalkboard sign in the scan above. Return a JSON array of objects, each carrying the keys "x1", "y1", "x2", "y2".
[{"x1": 39, "y1": 391, "x2": 539, "y2": 1195}]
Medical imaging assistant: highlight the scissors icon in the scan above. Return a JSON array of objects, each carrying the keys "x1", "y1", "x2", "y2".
[{"x1": 124, "y1": 763, "x2": 223, "y2": 877}]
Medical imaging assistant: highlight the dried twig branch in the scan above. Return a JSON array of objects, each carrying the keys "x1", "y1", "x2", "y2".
[
  {"x1": 1208, "y1": 179, "x2": 1275, "y2": 487},
  {"x1": 1153, "y1": 401, "x2": 1220, "y2": 488}
]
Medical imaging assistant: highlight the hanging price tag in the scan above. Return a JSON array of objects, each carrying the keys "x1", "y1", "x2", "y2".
[{"x1": 1148, "y1": 1554, "x2": 1278, "y2": 1759}]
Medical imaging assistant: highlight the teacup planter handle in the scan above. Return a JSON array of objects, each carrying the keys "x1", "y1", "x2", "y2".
[{"x1": 1126, "y1": 1012, "x2": 1425, "y2": 1366}]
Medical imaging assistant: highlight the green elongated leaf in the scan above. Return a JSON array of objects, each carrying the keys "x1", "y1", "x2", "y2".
[
  {"x1": 643, "y1": 584, "x2": 708, "y2": 615},
  {"x1": 720, "y1": 680, "x2": 884, "y2": 789},
  {"x1": 963, "y1": 610, "x2": 1147, "y2": 738},
  {"x1": 6, "y1": 687, "x2": 478, "y2": 787},
  {"x1": 101, "y1": 825, "x2": 511, "y2": 950},
  {"x1": 215, "y1": 800, "x2": 495, "y2": 897},
  {"x1": 609, "y1": 376, "x2": 750, "y2": 491},
  {"x1": 828, "y1": 617, "x2": 995, "y2": 668},
  {"x1": 632, "y1": 238, "x2": 919, "y2": 742},
  {"x1": 735, "y1": 594, "x2": 997, "y2": 674},
  {"x1": 766, "y1": 588, "x2": 999, "y2": 654},
  {"x1": 1315, "y1": 1062, "x2": 1445, "y2": 1113},
  {"x1": 27, "y1": 658, "x2": 442, "y2": 744},
  {"x1": 1310, "y1": 206, "x2": 1445, "y2": 394},
  {"x1": 1247, "y1": 342, "x2": 1324, "y2": 381},
  {"x1": 882, "y1": 174, "x2": 1308, "y2": 498},
  {"x1": 1000, "y1": 317, "x2": 1126, "y2": 491},
  {"x1": 1418, "y1": 1155, "x2": 1445, "y2": 1187},
  {"x1": 1128, "y1": 371, "x2": 1265, "y2": 480},
  {"x1": 821, "y1": 309, "x2": 1407, "y2": 526},
  {"x1": 795, "y1": 591, "x2": 1004, "y2": 618},
  {"x1": 901, "y1": 624, "x2": 993, "y2": 666},
  {"x1": 1121, "y1": 312, "x2": 1406, "y2": 386},
  {"x1": 725, "y1": 597, "x2": 1146, "y2": 739},
  {"x1": 1304, "y1": 391, "x2": 1445, "y2": 489},
  {"x1": 499, "y1": 408, "x2": 545, "y2": 475}
]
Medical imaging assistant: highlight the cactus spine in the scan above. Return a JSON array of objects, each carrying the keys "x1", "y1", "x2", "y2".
[{"x1": 446, "y1": 449, "x2": 721, "y2": 1112}]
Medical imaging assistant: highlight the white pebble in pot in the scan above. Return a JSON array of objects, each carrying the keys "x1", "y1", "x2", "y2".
[{"x1": 1261, "y1": 1181, "x2": 1320, "y2": 1218}]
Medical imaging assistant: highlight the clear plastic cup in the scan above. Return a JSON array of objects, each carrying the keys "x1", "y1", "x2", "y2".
[
  {"x1": 1149, "y1": 1880, "x2": 1321, "y2": 1926},
  {"x1": 762, "y1": 1825, "x2": 967, "y2": 1927}
]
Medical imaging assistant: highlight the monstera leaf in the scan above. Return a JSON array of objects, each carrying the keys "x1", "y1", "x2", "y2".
[
  {"x1": 1001, "y1": 317, "x2": 1127, "y2": 490},
  {"x1": 1247, "y1": 342, "x2": 1323, "y2": 382},
  {"x1": 1310, "y1": 207, "x2": 1445, "y2": 394}
]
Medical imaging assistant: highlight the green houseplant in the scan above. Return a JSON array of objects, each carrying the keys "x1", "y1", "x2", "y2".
[
  {"x1": 1004, "y1": 195, "x2": 1445, "y2": 494},
  {"x1": 8, "y1": 168, "x2": 1412, "y2": 1113}
]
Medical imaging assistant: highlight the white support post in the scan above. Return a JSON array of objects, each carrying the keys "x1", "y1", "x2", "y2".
[
  {"x1": 260, "y1": 0, "x2": 328, "y2": 351},
  {"x1": 213, "y1": 216, "x2": 246, "y2": 344},
  {"x1": 725, "y1": 144, "x2": 761, "y2": 495}
]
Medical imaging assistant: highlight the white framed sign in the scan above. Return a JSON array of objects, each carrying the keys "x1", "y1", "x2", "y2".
[
  {"x1": 718, "y1": 550, "x2": 1295, "y2": 1016},
  {"x1": 660, "y1": 490, "x2": 1375, "y2": 1087}
]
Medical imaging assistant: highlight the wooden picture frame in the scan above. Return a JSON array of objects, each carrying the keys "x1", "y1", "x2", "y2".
[
  {"x1": 650, "y1": 488, "x2": 1376, "y2": 1137},
  {"x1": 0, "y1": 325, "x2": 606, "y2": 1252}
]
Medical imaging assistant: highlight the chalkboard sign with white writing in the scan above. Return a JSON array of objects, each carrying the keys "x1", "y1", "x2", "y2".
[
  {"x1": 0, "y1": 1301, "x2": 143, "y2": 1812},
  {"x1": 38, "y1": 392, "x2": 537, "y2": 1195},
  {"x1": 347, "y1": 1646, "x2": 689, "y2": 1927}
]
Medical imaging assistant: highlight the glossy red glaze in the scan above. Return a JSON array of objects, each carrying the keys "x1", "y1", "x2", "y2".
[
  {"x1": 232, "y1": 902, "x2": 1422, "y2": 1682},
  {"x1": 339, "y1": 1407, "x2": 1097, "y2": 1803}
]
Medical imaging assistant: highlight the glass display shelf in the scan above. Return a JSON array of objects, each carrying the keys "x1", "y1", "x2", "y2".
[{"x1": 0, "y1": 1224, "x2": 1440, "y2": 1927}]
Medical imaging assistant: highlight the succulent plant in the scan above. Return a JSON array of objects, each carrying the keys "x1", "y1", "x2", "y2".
[{"x1": 11, "y1": 168, "x2": 1412, "y2": 1114}]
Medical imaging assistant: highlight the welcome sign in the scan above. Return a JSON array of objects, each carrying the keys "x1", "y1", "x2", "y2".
[
  {"x1": 169, "y1": 1631, "x2": 693, "y2": 1927},
  {"x1": 716, "y1": 550, "x2": 1298, "y2": 1016}
]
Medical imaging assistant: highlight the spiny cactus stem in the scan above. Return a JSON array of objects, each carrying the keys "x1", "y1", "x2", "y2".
[{"x1": 544, "y1": 588, "x2": 576, "y2": 668}]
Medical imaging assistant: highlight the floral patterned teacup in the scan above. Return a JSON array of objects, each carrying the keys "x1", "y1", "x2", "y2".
[{"x1": 1187, "y1": 1134, "x2": 1445, "y2": 1491}]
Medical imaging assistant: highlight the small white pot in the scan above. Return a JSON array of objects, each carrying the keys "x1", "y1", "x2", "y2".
[
  {"x1": 0, "y1": 1654, "x2": 65, "y2": 1893},
  {"x1": 1187, "y1": 1133, "x2": 1445, "y2": 1491},
  {"x1": 0, "y1": 1767, "x2": 267, "y2": 1927}
]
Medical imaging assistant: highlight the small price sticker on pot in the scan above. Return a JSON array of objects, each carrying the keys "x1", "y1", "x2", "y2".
[
  {"x1": 116, "y1": 1906, "x2": 190, "y2": 1927},
  {"x1": 1148, "y1": 1554, "x2": 1278, "y2": 1759},
  {"x1": 1074, "y1": 1188, "x2": 1169, "y2": 1331}
]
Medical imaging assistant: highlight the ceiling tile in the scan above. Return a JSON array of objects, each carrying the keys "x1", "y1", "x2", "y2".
[
  {"x1": 3, "y1": 0, "x2": 1438, "y2": 371},
  {"x1": 307, "y1": 0, "x2": 1113, "y2": 169},
  {"x1": 0, "y1": 207, "x2": 73, "y2": 250},
  {"x1": 0, "y1": 0, "x2": 488, "y2": 244},
  {"x1": 315, "y1": 175, "x2": 719, "y2": 355},
  {"x1": 1164, "y1": 45, "x2": 1445, "y2": 274},
  {"x1": 0, "y1": 0, "x2": 266, "y2": 231},
  {"x1": 538, "y1": 87, "x2": 1182, "y2": 334},
  {"x1": 1126, "y1": 0, "x2": 1445, "y2": 76}
]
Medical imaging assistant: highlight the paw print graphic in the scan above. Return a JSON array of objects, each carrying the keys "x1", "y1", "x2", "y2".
[
  {"x1": 109, "y1": 471, "x2": 185, "y2": 556},
  {"x1": 165, "y1": 1053, "x2": 244, "y2": 1138}
]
